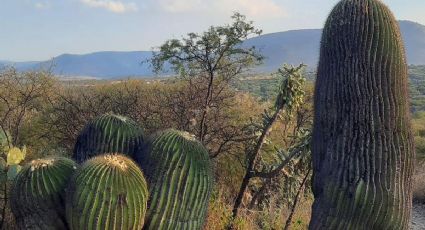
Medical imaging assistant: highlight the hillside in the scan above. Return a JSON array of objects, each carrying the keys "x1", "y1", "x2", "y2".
[
  {"x1": 1, "y1": 20, "x2": 424, "y2": 78},
  {"x1": 234, "y1": 65, "x2": 425, "y2": 113},
  {"x1": 242, "y1": 29, "x2": 321, "y2": 72},
  {"x1": 243, "y1": 20, "x2": 425, "y2": 72}
]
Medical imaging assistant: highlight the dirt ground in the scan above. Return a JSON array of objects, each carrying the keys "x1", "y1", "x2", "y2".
[
  {"x1": 412, "y1": 202, "x2": 425, "y2": 230},
  {"x1": 412, "y1": 162, "x2": 425, "y2": 230}
]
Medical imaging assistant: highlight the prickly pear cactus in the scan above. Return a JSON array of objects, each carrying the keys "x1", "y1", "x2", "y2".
[
  {"x1": 66, "y1": 154, "x2": 148, "y2": 230},
  {"x1": 310, "y1": 0, "x2": 414, "y2": 229},
  {"x1": 73, "y1": 113, "x2": 144, "y2": 163},
  {"x1": 10, "y1": 157, "x2": 77, "y2": 230},
  {"x1": 137, "y1": 129, "x2": 213, "y2": 230},
  {"x1": 4, "y1": 146, "x2": 26, "y2": 180}
]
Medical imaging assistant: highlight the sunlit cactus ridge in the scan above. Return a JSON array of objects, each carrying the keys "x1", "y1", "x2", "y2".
[
  {"x1": 66, "y1": 154, "x2": 149, "y2": 230},
  {"x1": 138, "y1": 129, "x2": 213, "y2": 230},
  {"x1": 311, "y1": 0, "x2": 414, "y2": 229},
  {"x1": 10, "y1": 156, "x2": 77, "y2": 230},
  {"x1": 73, "y1": 113, "x2": 144, "y2": 163}
]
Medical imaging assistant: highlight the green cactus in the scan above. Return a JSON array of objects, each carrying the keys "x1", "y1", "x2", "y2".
[
  {"x1": 0, "y1": 129, "x2": 11, "y2": 153},
  {"x1": 6, "y1": 146, "x2": 26, "y2": 166},
  {"x1": 66, "y1": 154, "x2": 148, "y2": 230},
  {"x1": 311, "y1": 0, "x2": 414, "y2": 229},
  {"x1": 0, "y1": 130, "x2": 26, "y2": 182},
  {"x1": 137, "y1": 129, "x2": 213, "y2": 230},
  {"x1": 10, "y1": 157, "x2": 77, "y2": 230},
  {"x1": 73, "y1": 113, "x2": 144, "y2": 163},
  {"x1": 2, "y1": 145, "x2": 27, "y2": 181},
  {"x1": 0, "y1": 157, "x2": 6, "y2": 184}
]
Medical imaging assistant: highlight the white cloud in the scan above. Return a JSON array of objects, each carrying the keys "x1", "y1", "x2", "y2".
[
  {"x1": 34, "y1": 2, "x2": 50, "y2": 10},
  {"x1": 158, "y1": 0, "x2": 204, "y2": 13},
  {"x1": 217, "y1": 0, "x2": 286, "y2": 18},
  {"x1": 80, "y1": 0, "x2": 138, "y2": 13},
  {"x1": 156, "y1": 0, "x2": 286, "y2": 18}
]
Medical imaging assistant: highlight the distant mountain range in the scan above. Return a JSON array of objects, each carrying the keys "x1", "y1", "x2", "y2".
[
  {"x1": 243, "y1": 20, "x2": 425, "y2": 72},
  {"x1": 1, "y1": 20, "x2": 424, "y2": 79}
]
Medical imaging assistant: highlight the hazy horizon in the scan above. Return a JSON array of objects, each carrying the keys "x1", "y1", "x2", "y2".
[{"x1": 1, "y1": 0, "x2": 424, "y2": 62}]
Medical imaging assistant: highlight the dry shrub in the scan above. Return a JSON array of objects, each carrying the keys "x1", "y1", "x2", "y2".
[
  {"x1": 204, "y1": 190, "x2": 313, "y2": 230},
  {"x1": 413, "y1": 162, "x2": 425, "y2": 202},
  {"x1": 282, "y1": 198, "x2": 312, "y2": 230}
]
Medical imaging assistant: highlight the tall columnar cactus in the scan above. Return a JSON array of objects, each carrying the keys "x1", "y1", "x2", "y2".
[
  {"x1": 10, "y1": 157, "x2": 77, "y2": 230},
  {"x1": 137, "y1": 129, "x2": 213, "y2": 230},
  {"x1": 66, "y1": 154, "x2": 148, "y2": 230},
  {"x1": 311, "y1": 0, "x2": 414, "y2": 229},
  {"x1": 73, "y1": 113, "x2": 144, "y2": 163}
]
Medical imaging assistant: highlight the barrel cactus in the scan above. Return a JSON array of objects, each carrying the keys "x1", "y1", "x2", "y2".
[
  {"x1": 10, "y1": 157, "x2": 77, "y2": 230},
  {"x1": 311, "y1": 0, "x2": 414, "y2": 229},
  {"x1": 73, "y1": 113, "x2": 144, "y2": 163},
  {"x1": 66, "y1": 154, "x2": 148, "y2": 230},
  {"x1": 137, "y1": 129, "x2": 213, "y2": 230}
]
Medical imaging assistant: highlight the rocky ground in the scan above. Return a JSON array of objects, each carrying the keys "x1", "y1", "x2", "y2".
[{"x1": 412, "y1": 202, "x2": 425, "y2": 230}]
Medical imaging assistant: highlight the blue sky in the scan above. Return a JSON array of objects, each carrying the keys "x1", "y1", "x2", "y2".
[{"x1": 1, "y1": 0, "x2": 424, "y2": 61}]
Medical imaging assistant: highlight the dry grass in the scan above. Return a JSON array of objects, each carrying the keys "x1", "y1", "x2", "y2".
[
  {"x1": 0, "y1": 183, "x2": 17, "y2": 230},
  {"x1": 204, "y1": 191, "x2": 312, "y2": 230},
  {"x1": 413, "y1": 162, "x2": 425, "y2": 202}
]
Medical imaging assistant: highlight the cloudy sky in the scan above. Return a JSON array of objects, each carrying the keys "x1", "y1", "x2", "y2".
[{"x1": 1, "y1": 0, "x2": 424, "y2": 61}]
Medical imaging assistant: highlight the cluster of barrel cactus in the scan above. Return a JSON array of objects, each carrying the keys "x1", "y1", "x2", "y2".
[
  {"x1": 9, "y1": 113, "x2": 213, "y2": 230},
  {"x1": 9, "y1": 1, "x2": 415, "y2": 229}
]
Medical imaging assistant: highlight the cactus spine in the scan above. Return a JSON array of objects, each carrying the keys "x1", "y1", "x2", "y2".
[
  {"x1": 66, "y1": 154, "x2": 148, "y2": 230},
  {"x1": 311, "y1": 0, "x2": 414, "y2": 229},
  {"x1": 10, "y1": 157, "x2": 77, "y2": 230},
  {"x1": 137, "y1": 129, "x2": 213, "y2": 230},
  {"x1": 73, "y1": 113, "x2": 144, "y2": 163}
]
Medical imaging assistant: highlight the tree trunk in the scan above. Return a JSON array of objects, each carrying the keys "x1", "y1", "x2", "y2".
[
  {"x1": 198, "y1": 73, "x2": 214, "y2": 143},
  {"x1": 232, "y1": 108, "x2": 281, "y2": 219},
  {"x1": 310, "y1": 0, "x2": 414, "y2": 229},
  {"x1": 0, "y1": 183, "x2": 7, "y2": 229},
  {"x1": 284, "y1": 168, "x2": 311, "y2": 230}
]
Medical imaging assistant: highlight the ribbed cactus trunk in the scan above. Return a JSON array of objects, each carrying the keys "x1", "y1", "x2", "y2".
[
  {"x1": 10, "y1": 157, "x2": 77, "y2": 230},
  {"x1": 66, "y1": 154, "x2": 148, "y2": 230},
  {"x1": 137, "y1": 129, "x2": 213, "y2": 230},
  {"x1": 73, "y1": 113, "x2": 144, "y2": 163},
  {"x1": 310, "y1": 0, "x2": 414, "y2": 229}
]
